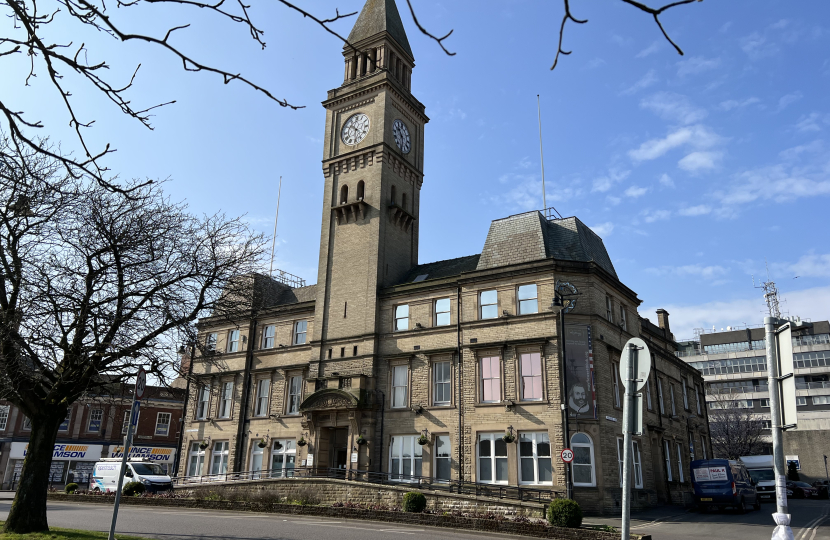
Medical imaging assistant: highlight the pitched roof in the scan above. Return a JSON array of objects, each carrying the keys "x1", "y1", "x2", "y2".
[
  {"x1": 347, "y1": 0, "x2": 413, "y2": 58},
  {"x1": 399, "y1": 255, "x2": 481, "y2": 284},
  {"x1": 272, "y1": 284, "x2": 317, "y2": 306}
]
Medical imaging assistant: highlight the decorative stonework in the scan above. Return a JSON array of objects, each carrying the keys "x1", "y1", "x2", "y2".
[
  {"x1": 388, "y1": 203, "x2": 415, "y2": 232},
  {"x1": 299, "y1": 389, "x2": 360, "y2": 412},
  {"x1": 332, "y1": 200, "x2": 368, "y2": 224}
]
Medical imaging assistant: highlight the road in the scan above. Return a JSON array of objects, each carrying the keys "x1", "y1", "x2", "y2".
[{"x1": 0, "y1": 496, "x2": 827, "y2": 540}]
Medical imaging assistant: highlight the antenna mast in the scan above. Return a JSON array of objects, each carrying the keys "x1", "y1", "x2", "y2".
[
  {"x1": 268, "y1": 176, "x2": 283, "y2": 280},
  {"x1": 537, "y1": 95, "x2": 562, "y2": 220},
  {"x1": 754, "y1": 260, "x2": 781, "y2": 318}
]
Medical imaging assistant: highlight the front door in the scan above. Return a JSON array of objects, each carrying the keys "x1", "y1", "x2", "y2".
[{"x1": 330, "y1": 428, "x2": 349, "y2": 470}]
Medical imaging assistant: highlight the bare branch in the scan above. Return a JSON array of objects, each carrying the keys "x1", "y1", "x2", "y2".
[{"x1": 405, "y1": 0, "x2": 455, "y2": 56}]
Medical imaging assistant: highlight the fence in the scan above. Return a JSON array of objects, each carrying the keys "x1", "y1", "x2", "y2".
[{"x1": 172, "y1": 466, "x2": 559, "y2": 504}]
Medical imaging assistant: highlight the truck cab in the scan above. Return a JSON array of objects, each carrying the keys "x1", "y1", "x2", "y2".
[
  {"x1": 740, "y1": 455, "x2": 776, "y2": 503},
  {"x1": 91, "y1": 458, "x2": 173, "y2": 493}
]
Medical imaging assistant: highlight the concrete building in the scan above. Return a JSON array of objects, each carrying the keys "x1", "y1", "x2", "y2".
[
  {"x1": 677, "y1": 321, "x2": 830, "y2": 481},
  {"x1": 0, "y1": 384, "x2": 185, "y2": 489},
  {"x1": 178, "y1": 0, "x2": 710, "y2": 513}
]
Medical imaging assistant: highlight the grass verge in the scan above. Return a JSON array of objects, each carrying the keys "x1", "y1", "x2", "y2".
[{"x1": 0, "y1": 522, "x2": 152, "y2": 540}]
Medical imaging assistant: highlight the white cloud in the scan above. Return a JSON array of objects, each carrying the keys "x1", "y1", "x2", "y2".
[
  {"x1": 778, "y1": 91, "x2": 803, "y2": 111},
  {"x1": 640, "y1": 92, "x2": 707, "y2": 124},
  {"x1": 678, "y1": 151, "x2": 723, "y2": 172},
  {"x1": 591, "y1": 222, "x2": 615, "y2": 237},
  {"x1": 676, "y1": 56, "x2": 722, "y2": 77},
  {"x1": 641, "y1": 285, "x2": 830, "y2": 339},
  {"x1": 621, "y1": 70, "x2": 658, "y2": 95},
  {"x1": 788, "y1": 253, "x2": 830, "y2": 278},
  {"x1": 719, "y1": 97, "x2": 761, "y2": 111},
  {"x1": 495, "y1": 173, "x2": 582, "y2": 211},
  {"x1": 646, "y1": 264, "x2": 728, "y2": 278},
  {"x1": 641, "y1": 209, "x2": 671, "y2": 223},
  {"x1": 715, "y1": 164, "x2": 830, "y2": 206},
  {"x1": 740, "y1": 32, "x2": 779, "y2": 60},
  {"x1": 591, "y1": 168, "x2": 630, "y2": 193},
  {"x1": 678, "y1": 205, "x2": 712, "y2": 216},
  {"x1": 606, "y1": 195, "x2": 622, "y2": 206},
  {"x1": 659, "y1": 173, "x2": 675, "y2": 187},
  {"x1": 795, "y1": 112, "x2": 827, "y2": 133},
  {"x1": 624, "y1": 185, "x2": 649, "y2": 198},
  {"x1": 636, "y1": 41, "x2": 661, "y2": 59},
  {"x1": 628, "y1": 125, "x2": 723, "y2": 162},
  {"x1": 779, "y1": 140, "x2": 823, "y2": 160},
  {"x1": 584, "y1": 57, "x2": 606, "y2": 70}
]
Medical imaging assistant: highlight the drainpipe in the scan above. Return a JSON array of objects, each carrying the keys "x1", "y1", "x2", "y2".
[
  {"x1": 234, "y1": 316, "x2": 258, "y2": 473},
  {"x1": 456, "y1": 286, "x2": 463, "y2": 483},
  {"x1": 173, "y1": 341, "x2": 195, "y2": 477},
  {"x1": 559, "y1": 301, "x2": 572, "y2": 499},
  {"x1": 375, "y1": 389, "x2": 385, "y2": 473}
]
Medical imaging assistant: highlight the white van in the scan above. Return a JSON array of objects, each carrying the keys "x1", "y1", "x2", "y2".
[
  {"x1": 741, "y1": 455, "x2": 775, "y2": 502},
  {"x1": 91, "y1": 458, "x2": 173, "y2": 493}
]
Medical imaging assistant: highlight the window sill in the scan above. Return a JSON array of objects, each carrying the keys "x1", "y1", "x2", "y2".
[
  {"x1": 425, "y1": 405, "x2": 455, "y2": 410},
  {"x1": 475, "y1": 402, "x2": 507, "y2": 408}
]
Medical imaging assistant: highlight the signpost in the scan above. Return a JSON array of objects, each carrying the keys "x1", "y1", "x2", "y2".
[
  {"x1": 561, "y1": 448, "x2": 574, "y2": 463},
  {"x1": 620, "y1": 338, "x2": 650, "y2": 540},
  {"x1": 108, "y1": 368, "x2": 146, "y2": 540}
]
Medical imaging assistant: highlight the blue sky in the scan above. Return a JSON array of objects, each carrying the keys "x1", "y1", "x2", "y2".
[{"x1": 3, "y1": 0, "x2": 829, "y2": 338}]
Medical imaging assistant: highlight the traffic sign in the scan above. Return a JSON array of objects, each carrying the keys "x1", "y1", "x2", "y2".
[
  {"x1": 135, "y1": 368, "x2": 147, "y2": 400},
  {"x1": 130, "y1": 400, "x2": 141, "y2": 426},
  {"x1": 620, "y1": 338, "x2": 651, "y2": 390},
  {"x1": 561, "y1": 448, "x2": 574, "y2": 463}
]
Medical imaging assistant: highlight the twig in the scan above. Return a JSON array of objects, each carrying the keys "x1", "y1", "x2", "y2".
[{"x1": 404, "y1": 0, "x2": 455, "y2": 56}]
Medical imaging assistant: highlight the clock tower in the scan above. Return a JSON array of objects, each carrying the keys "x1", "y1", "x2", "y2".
[{"x1": 312, "y1": 0, "x2": 428, "y2": 349}]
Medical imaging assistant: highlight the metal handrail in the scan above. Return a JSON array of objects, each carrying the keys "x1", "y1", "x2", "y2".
[{"x1": 172, "y1": 466, "x2": 559, "y2": 503}]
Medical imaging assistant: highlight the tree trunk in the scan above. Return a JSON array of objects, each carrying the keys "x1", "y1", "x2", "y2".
[{"x1": 4, "y1": 413, "x2": 62, "y2": 533}]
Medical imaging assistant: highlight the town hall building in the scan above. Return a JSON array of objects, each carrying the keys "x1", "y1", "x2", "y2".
[{"x1": 178, "y1": 0, "x2": 710, "y2": 513}]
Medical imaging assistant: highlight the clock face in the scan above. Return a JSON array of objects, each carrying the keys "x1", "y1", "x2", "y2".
[
  {"x1": 341, "y1": 113, "x2": 370, "y2": 146},
  {"x1": 393, "y1": 119, "x2": 411, "y2": 154}
]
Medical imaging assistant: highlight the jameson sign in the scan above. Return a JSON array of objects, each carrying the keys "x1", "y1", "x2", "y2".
[{"x1": 565, "y1": 324, "x2": 596, "y2": 419}]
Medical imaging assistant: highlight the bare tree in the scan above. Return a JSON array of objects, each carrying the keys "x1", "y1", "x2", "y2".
[
  {"x1": 0, "y1": 135, "x2": 268, "y2": 533},
  {"x1": 706, "y1": 390, "x2": 770, "y2": 460}
]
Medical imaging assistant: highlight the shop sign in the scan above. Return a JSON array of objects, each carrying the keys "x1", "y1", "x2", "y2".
[
  {"x1": 108, "y1": 446, "x2": 175, "y2": 463},
  {"x1": 10, "y1": 442, "x2": 103, "y2": 461}
]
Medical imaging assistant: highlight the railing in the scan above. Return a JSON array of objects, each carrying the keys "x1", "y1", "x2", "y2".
[
  {"x1": 172, "y1": 466, "x2": 560, "y2": 504},
  {"x1": 796, "y1": 381, "x2": 830, "y2": 390},
  {"x1": 711, "y1": 385, "x2": 769, "y2": 395}
]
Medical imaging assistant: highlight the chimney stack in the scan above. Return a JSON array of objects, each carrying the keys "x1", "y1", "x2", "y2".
[{"x1": 656, "y1": 309, "x2": 671, "y2": 337}]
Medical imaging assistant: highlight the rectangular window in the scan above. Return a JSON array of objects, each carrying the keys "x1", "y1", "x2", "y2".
[
  {"x1": 619, "y1": 306, "x2": 627, "y2": 331},
  {"x1": 700, "y1": 437, "x2": 707, "y2": 459},
  {"x1": 389, "y1": 435, "x2": 423, "y2": 480},
  {"x1": 433, "y1": 361, "x2": 451, "y2": 406},
  {"x1": 669, "y1": 384, "x2": 677, "y2": 416},
  {"x1": 695, "y1": 385, "x2": 702, "y2": 415},
  {"x1": 676, "y1": 443, "x2": 685, "y2": 482},
  {"x1": 394, "y1": 305, "x2": 409, "y2": 331},
  {"x1": 155, "y1": 412, "x2": 171, "y2": 436},
  {"x1": 616, "y1": 438, "x2": 643, "y2": 489},
  {"x1": 0, "y1": 406, "x2": 7, "y2": 431},
  {"x1": 435, "y1": 435, "x2": 452, "y2": 481},
  {"x1": 813, "y1": 396, "x2": 830, "y2": 405},
  {"x1": 87, "y1": 409, "x2": 103, "y2": 432},
  {"x1": 59, "y1": 408, "x2": 72, "y2": 431},
  {"x1": 519, "y1": 432, "x2": 552, "y2": 485},
  {"x1": 760, "y1": 398, "x2": 770, "y2": 408},
  {"x1": 270, "y1": 439, "x2": 297, "y2": 478},
  {"x1": 219, "y1": 381, "x2": 233, "y2": 418},
  {"x1": 206, "y1": 332, "x2": 218, "y2": 352},
  {"x1": 187, "y1": 442, "x2": 205, "y2": 477},
  {"x1": 262, "y1": 325, "x2": 275, "y2": 349},
  {"x1": 689, "y1": 432, "x2": 696, "y2": 461},
  {"x1": 392, "y1": 365, "x2": 408, "y2": 408},
  {"x1": 196, "y1": 385, "x2": 210, "y2": 420},
  {"x1": 477, "y1": 433, "x2": 508, "y2": 484},
  {"x1": 657, "y1": 379, "x2": 665, "y2": 415},
  {"x1": 606, "y1": 296, "x2": 613, "y2": 322},
  {"x1": 22, "y1": 416, "x2": 31, "y2": 430},
  {"x1": 520, "y1": 352, "x2": 543, "y2": 401},
  {"x1": 255, "y1": 379, "x2": 270, "y2": 417},
  {"x1": 122, "y1": 410, "x2": 138, "y2": 435},
  {"x1": 613, "y1": 363, "x2": 621, "y2": 408},
  {"x1": 227, "y1": 329, "x2": 240, "y2": 353},
  {"x1": 518, "y1": 284, "x2": 538, "y2": 315},
  {"x1": 664, "y1": 439, "x2": 673, "y2": 481},
  {"x1": 480, "y1": 356, "x2": 501, "y2": 403},
  {"x1": 210, "y1": 441, "x2": 230, "y2": 476},
  {"x1": 480, "y1": 290, "x2": 498, "y2": 319},
  {"x1": 293, "y1": 320, "x2": 307, "y2": 345},
  {"x1": 682, "y1": 378, "x2": 689, "y2": 410},
  {"x1": 287, "y1": 376, "x2": 303, "y2": 414},
  {"x1": 646, "y1": 380, "x2": 653, "y2": 410},
  {"x1": 435, "y1": 298, "x2": 451, "y2": 326},
  {"x1": 796, "y1": 396, "x2": 807, "y2": 406}
]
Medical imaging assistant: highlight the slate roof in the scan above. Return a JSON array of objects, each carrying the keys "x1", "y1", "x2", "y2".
[
  {"x1": 272, "y1": 284, "x2": 317, "y2": 306},
  {"x1": 347, "y1": 0, "x2": 413, "y2": 58},
  {"x1": 399, "y1": 255, "x2": 481, "y2": 284}
]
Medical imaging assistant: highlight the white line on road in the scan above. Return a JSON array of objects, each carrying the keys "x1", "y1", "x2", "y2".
[
  {"x1": 630, "y1": 512, "x2": 689, "y2": 530},
  {"x1": 797, "y1": 505, "x2": 830, "y2": 540}
]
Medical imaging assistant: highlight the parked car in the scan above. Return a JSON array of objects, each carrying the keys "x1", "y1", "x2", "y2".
[
  {"x1": 691, "y1": 459, "x2": 760, "y2": 512},
  {"x1": 812, "y1": 480, "x2": 830, "y2": 499},
  {"x1": 787, "y1": 481, "x2": 819, "y2": 498}
]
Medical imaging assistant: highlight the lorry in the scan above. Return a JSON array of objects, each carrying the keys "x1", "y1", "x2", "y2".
[
  {"x1": 90, "y1": 457, "x2": 173, "y2": 493},
  {"x1": 741, "y1": 455, "x2": 776, "y2": 503}
]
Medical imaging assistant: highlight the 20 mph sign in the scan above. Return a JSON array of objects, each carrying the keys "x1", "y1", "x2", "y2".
[
  {"x1": 561, "y1": 448, "x2": 574, "y2": 463},
  {"x1": 135, "y1": 368, "x2": 147, "y2": 400}
]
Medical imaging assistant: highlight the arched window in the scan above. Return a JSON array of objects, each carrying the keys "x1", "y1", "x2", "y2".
[
  {"x1": 340, "y1": 184, "x2": 348, "y2": 205},
  {"x1": 401, "y1": 192, "x2": 407, "y2": 210},
  {"x1": 571, "y1": 432, "x2": 596, "y2": 487},
  {"x1": 391, "y1": 185, "x2": 397, "y2": 205},
  {"x1": 356, "y1": 181, "x2": 365, "y2": 200}
]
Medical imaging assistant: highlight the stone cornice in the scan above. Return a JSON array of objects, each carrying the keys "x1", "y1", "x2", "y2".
[
  {"x1": 322, "y1": 145, "x2": 424, "y2": 189},
  {"x1": 323, "y1": 79, "x2": 428, "y2": 124}
]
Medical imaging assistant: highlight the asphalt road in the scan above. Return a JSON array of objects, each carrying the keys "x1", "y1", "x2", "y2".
[{"x1": 0, "y1": 496, "x2": 827, "y2": 540}]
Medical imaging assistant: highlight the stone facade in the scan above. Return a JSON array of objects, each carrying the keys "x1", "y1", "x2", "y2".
[{"x1": 176, "y1": 0, "x2": 710, "y2": 515}]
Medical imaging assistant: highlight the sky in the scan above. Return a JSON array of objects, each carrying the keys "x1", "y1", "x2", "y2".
[{"x1": 2, "y1": 0, "x2": 829, "y2": 339}]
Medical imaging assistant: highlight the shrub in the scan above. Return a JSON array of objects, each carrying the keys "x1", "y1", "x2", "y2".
[
  {"x1": 547, "y1": 498, "x2": 583, "y2": 529},
  {"x1": 122, "y1": 481, "x2": 146, "y2": 496},
  {"x1": 402, "y1": 491, "x2": 427, "y2": 513},
  {"x1": 290, "y1": 487, "x2": 320, "y2": 506},
  {"x1": 64, "y1": 483, "x2": 79, "y2": 494}
]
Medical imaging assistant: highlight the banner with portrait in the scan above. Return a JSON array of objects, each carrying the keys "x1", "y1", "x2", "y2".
[{"x1": 564, "y1": 324, "x2": 596, "y2": 419}]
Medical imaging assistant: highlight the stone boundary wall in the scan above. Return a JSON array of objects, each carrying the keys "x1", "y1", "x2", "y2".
[
  {"x1": 174, "y1": 476, "x2": 551, "y2": 517},
  {"x1": 46, "y1": 494, "x2": 652, "y2": 540}
]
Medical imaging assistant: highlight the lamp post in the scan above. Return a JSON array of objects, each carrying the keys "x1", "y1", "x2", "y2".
[{"x1": 550, "y1": 287, "x2": 579, "y2": 500}]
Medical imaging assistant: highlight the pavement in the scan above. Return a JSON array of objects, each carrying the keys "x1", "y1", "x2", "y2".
[{"x1": 0, "y1": 494, "x2": 827, "y2": 540}]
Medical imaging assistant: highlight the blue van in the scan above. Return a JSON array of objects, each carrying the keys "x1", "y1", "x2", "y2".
[{"x1": 690, "y1": 459, "x2": 760, "y2": 512}]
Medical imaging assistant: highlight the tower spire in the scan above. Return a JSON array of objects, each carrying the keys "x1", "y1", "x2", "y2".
[{"x1": 347, "y1": 0, "x2": 413, "y2": 58}]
